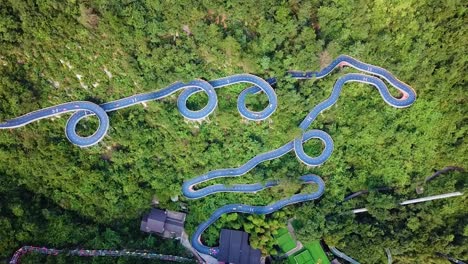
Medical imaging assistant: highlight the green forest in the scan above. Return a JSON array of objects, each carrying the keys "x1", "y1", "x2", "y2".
[{"x1": 0, "y1": 0, "x2": 466, "y2": 263}]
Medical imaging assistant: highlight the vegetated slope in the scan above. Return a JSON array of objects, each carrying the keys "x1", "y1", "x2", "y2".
[{"x1": 0, "y1": 1, "x2": 466, "y2": 263}]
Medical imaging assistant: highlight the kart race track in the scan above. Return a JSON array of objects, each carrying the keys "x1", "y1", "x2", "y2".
[
  {"x1": 183, "y1": 55, "x2": 416, "y2": 256},
  {"x1": 0, "y1": 74, "x2": 277, "y2": 147},
  {"x1": 1, "y1": 55, "x2": 416, "y2": 261}
]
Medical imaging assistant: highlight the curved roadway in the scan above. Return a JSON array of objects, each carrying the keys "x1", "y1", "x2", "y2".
[
  {"x1": 0, "y1": 55, "x2": 416, "y2": 259},
  {"x1": 190, "y1": 175, "x2": 325, "y2": 256},
  {"x1": 0, "y1": 74, "x2": 277, "y2": 147},
  {"x1": 183, "y1": 55, "x2": 416, "y2": 257}
]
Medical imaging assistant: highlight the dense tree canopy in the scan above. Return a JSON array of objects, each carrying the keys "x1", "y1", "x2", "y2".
[{"x1": 0, "y1": 0, "x2": 466, "y2": 263}]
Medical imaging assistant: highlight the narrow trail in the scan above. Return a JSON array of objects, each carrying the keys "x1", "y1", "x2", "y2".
[{"x1": 9, "y1": 246, "x2": 195, "y2": 264}]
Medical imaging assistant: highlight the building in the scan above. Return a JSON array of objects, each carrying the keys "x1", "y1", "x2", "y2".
[
  {"x1": 140, "y1": 208, "x2": 186, "y2": 239},
  {"x1": 217, "y1": 229, "x2": 262, "y2": 264}
]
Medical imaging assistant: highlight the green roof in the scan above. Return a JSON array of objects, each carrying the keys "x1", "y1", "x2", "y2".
[
  {"x1": 289, "y1": 249, "x2": 314, "y2": 264},
  {"x1": 274, "y1": 228, "x2": 296, "y2": 253},
  {"x1": 304, "y1": 241, "x2": 331, "y2": 264},
  {"x1": 287, "y1": 241, "x2": 330, "y2": 264}
]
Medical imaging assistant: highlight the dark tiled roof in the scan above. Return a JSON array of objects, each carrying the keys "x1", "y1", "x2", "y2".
[
  {"x1": 140, "y1": 208, "x2": 166, "y2": 233},
  {"x1": 140, "y1": 215, "x2": 148, "y2": 232},
  {"x1": 164, "y1": 217, "x2": 185, "y2": 236},
  {"x1": 166, "y1": 217, "x2": 184, "y2": 227},
  {"x1": 218, "y1": 229, "x2": 262, "y2": 264},
  {"x1": 140, "y1": 209, "x2": 187, "y2": 239}
]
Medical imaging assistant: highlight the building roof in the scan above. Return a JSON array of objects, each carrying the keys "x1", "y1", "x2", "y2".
[
  {"x1": 140, "y1": 208, "x2": 186, "y2": 239},
  {"x1": 303, "y1": 241, "x2": 330, "y2": 264},
  {"x1": 164, "y1": 217, "x2": 184, "y2": 234},
  {"x1": 288, "y1": 241, "x2": 330, "y2": 264},
  {"x1": 217, "y1": 229, "x2": 261, "y2": 264},
  {"x1": 141, "y1": 208, "x2": 167, "y2": 233},
  {"x1": 167, "y1": 210, "x2": 186, "y2": 222},
  {"x1": 291, "y1": 250, "x2": 314, "y2": 264}
]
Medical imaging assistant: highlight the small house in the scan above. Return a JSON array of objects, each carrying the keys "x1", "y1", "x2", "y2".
[
  {"x1": 217, "y1": 229, "x2": 261, "y2": 264},
  {"x1": 140, "y1": 208, "x2": 186, "y2": 239}
]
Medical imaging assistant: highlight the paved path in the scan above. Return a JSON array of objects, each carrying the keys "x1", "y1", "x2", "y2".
[
  {"x1": 9, "y1": 246, "x2": 194, "y2": 264},
  {"x1": 1, "y1": 55, "x2": 416, "y2": 261},
  {"x1": 0, "y1": 75, "x2": 277, "y2": 147},
  {"x1": 180, "y1": 231, "x2": 206, "y2": 263},
  {"x1": 285, "y1": 241, "x2": 303, "y2": 257},
  {"x1": 183, "y1": 55, "x2": 416, "y2": 257},
  {"x1": 330, "y1": 246, "x2": 360, "y2": 264}
]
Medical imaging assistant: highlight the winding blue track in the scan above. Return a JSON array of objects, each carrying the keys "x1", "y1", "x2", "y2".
[
  {"x1": 0, "y1": 74, "x2": 277, "y2": 147},
  {"x1": 183, "y1": 55, "x2": 415, "y2": 256},
  {"x1": 191, "y1": 175, "x2": 325, "y2": 256},
  {"x1": 0, "y1": 55, "x2": 416, "y2": 259}
]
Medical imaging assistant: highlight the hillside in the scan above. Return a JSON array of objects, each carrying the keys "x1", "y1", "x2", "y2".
[{"x1": 0, "y1": 1, "x2": 466, "y2": 263}]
